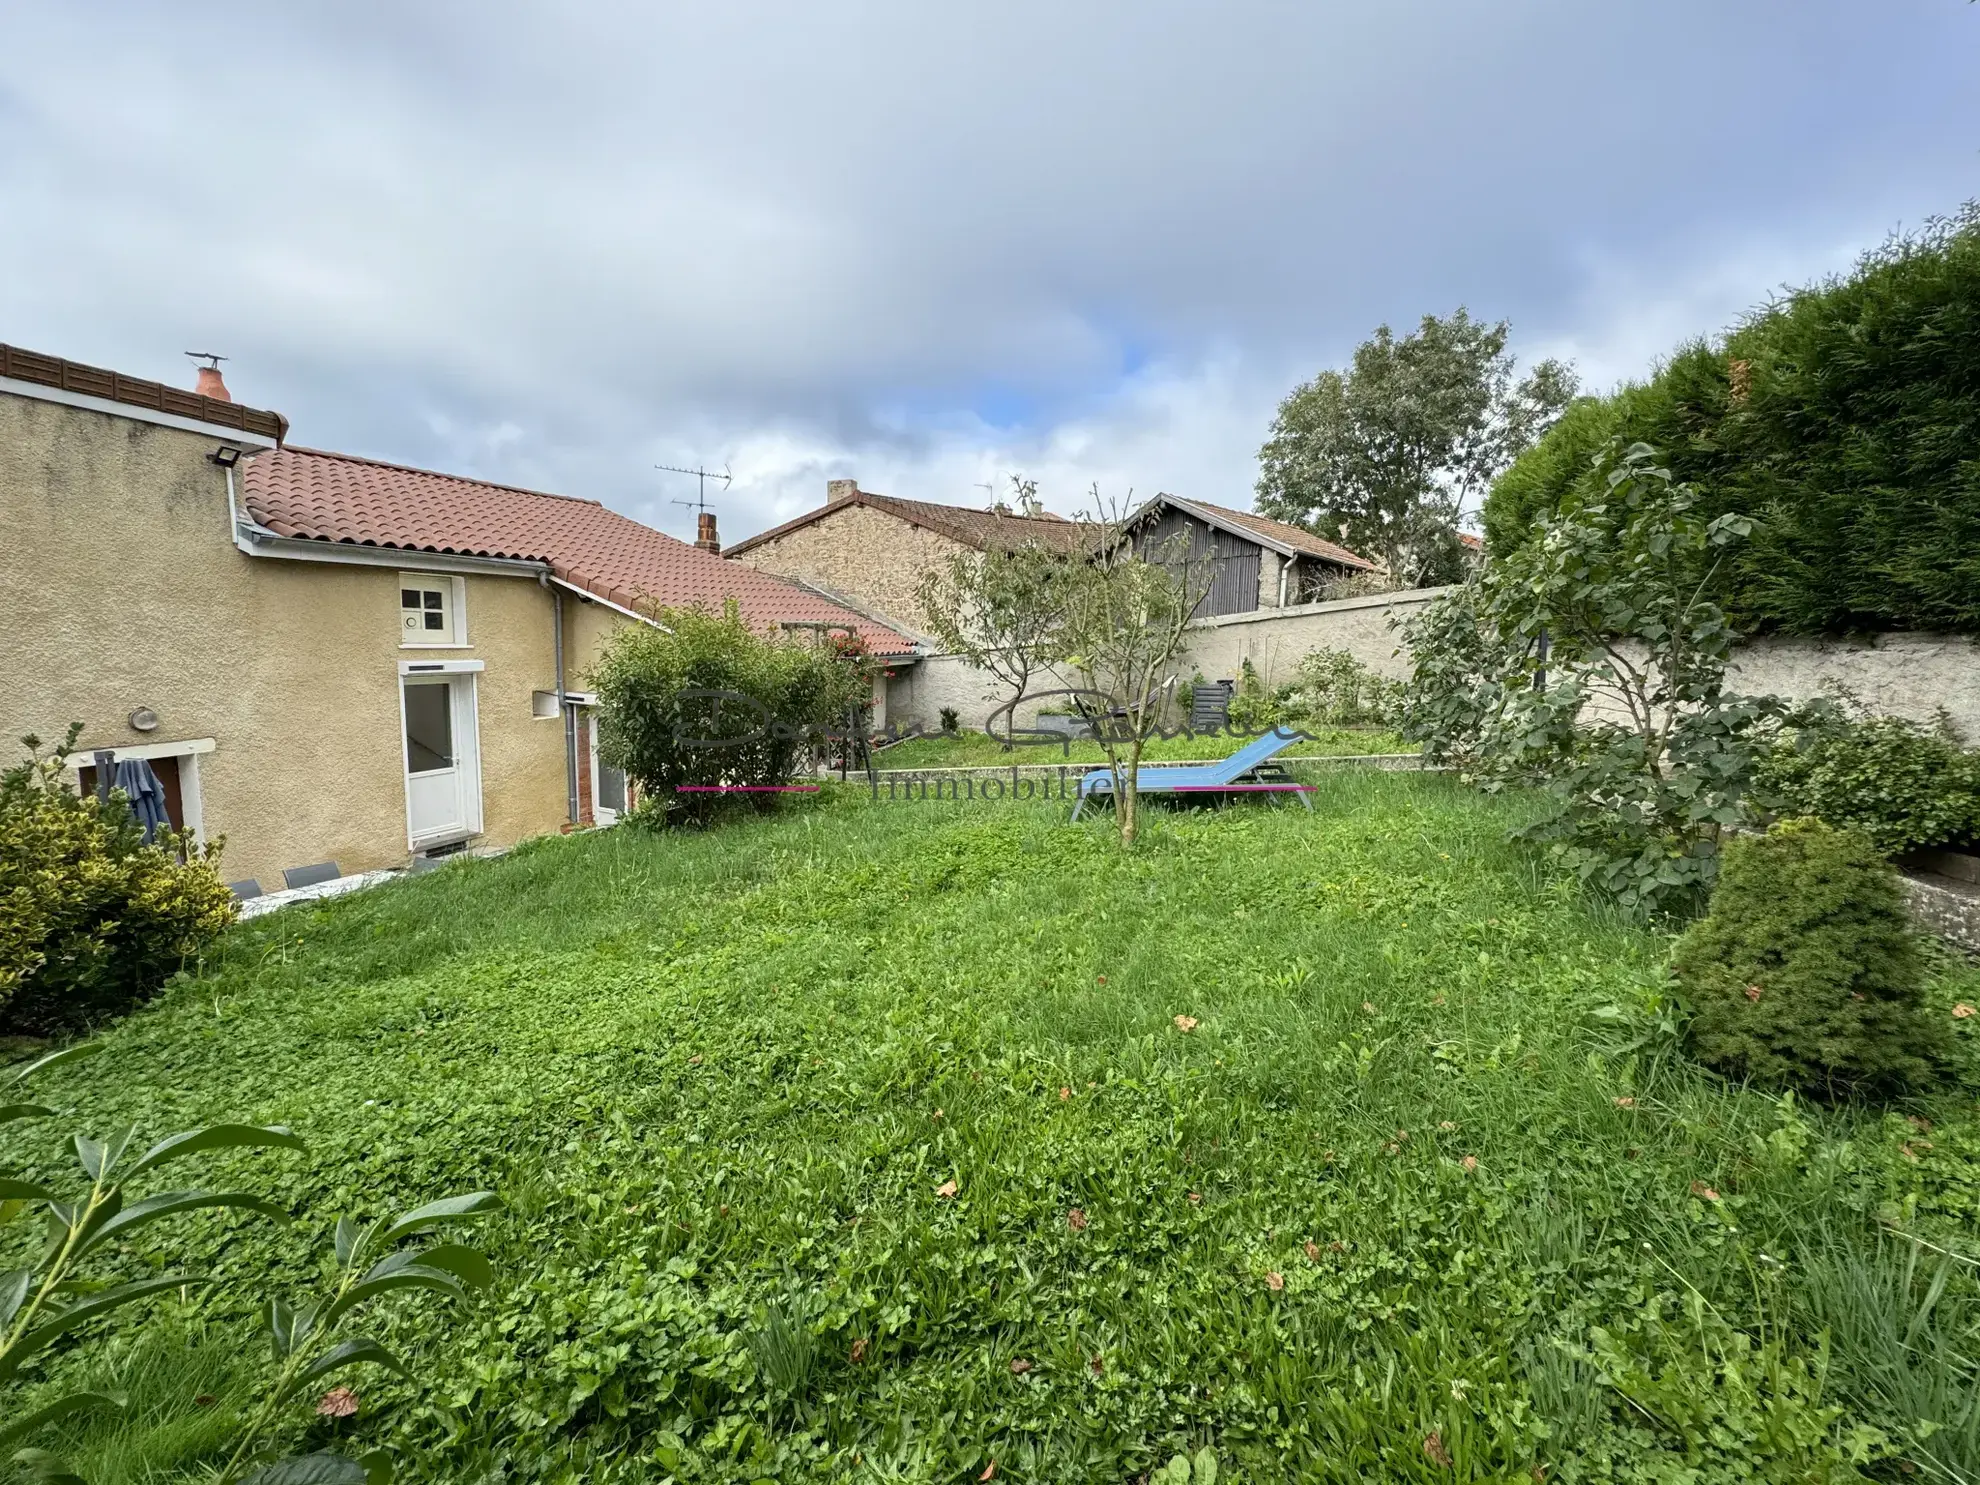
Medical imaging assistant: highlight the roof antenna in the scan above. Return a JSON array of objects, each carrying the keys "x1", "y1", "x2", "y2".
[
  {"x1": 184, "y1": 351, "x2": 228, "y2": 368},
  {"x1": 657, "y1": 461, "x2": 732, "y2": 517}
]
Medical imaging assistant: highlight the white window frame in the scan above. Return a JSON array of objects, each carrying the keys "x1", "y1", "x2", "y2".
[
  {"x1": 398, "y1": 573, "x2": 470, "y2": 649},
  {"x1": 62, "y1": 737, "x2": 213, "y2": 846}
]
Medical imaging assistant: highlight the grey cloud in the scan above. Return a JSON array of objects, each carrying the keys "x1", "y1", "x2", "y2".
[{"x1": 2, "y1": 1, "x2": 1974, "y2": 540}]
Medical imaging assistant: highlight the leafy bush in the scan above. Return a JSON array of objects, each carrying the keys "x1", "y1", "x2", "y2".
[
  {"x1": 1757, "y1": 709, "x2": 1980, "y2": 856},
  {"x1": 1279, "y1": 647, "x2": 1399, "y2": 727},
  {"x1": 1, "y1": 727, "x2": 236, "y2": 1035},
  {"x1": 591, "y1": 604, "x2": 873, "y2": 827},
  {"x1": 1673, "y1": 818, "x2": 1944, "y2": 1095},
  {"x1": 938, "y1": 707, "x2": 960, "y2": 735},
  {"x1": 1485, "y1": 204, "x2": 1980, "y2": 636},
  {"x1": 1223, "y1": 659, "x2": 1287, "y2": 733}
]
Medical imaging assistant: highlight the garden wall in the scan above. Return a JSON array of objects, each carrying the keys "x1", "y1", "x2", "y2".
[{"x1": 889, "y1": 589, "x2": 1980, "y2": 740}]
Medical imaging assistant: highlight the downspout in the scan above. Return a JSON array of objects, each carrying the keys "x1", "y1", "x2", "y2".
[
  {"x1": 546, "y1": 576, "x2": 579, "y2": 825},
  {"x1": 1277, "y1": 553, "x2": 1290, "y2": 608}
]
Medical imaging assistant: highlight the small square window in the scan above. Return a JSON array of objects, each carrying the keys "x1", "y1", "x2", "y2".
[
  {"x1": 424, "y1": 611, "x2": 444, "y2": 630},
  {"x1": 398, "y1": 573, "x2": 461, "y2": 646},
  {"x1": 401, "y1": 589, "x2": 421, "y2": 609},
  {"x1": 422, "y1": 591, "x2": 443, "y2": 610}
]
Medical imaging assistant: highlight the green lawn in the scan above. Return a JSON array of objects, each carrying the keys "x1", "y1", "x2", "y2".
[
  {"x1": 871, "y1": 725, "x2": 1407, "y2": 770},
  {"x1": 7, "y1": 776, "x2": 1978, "y2": 1483}
]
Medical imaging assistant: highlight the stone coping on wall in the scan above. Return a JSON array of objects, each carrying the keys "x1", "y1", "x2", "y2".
[{"x1": 1190, "y1": 585, "x2": 1451, "y2": 629}]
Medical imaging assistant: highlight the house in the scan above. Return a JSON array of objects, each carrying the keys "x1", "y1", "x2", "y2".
[
  {"x1": 1118, "y1": 494, "x2": 1377, "y2": 618},
  {"x1": 723, "y1": 479, "x2": 1092, "y2": 634},
  {"x1": 0, "y1": 343, "x2": 913, "y2": 891}
]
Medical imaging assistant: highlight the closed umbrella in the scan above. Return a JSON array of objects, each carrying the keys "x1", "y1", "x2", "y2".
[{"x1": 112, "y1": 757, "x2": 171, "y2": 843}]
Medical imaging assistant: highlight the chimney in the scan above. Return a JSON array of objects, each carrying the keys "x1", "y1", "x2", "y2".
[
  {"x1": 694, "y1": 510, "x2": 721, "y2": 554},
  {"x1": 186, "y1": 352, "x2": 232, "y2": 402},
  {"x1": 826, "y1": 478, "x2": 859, "y2": 504}
]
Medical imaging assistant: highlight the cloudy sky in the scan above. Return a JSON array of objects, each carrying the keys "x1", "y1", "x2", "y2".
[{"x1": 4, "y1": 2, "x2": 1975, "y2": 543}]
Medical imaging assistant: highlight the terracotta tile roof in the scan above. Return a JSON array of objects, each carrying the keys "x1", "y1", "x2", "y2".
[
  {"x1": 1150, "y1": 496, "x2": 1375, "y2": 570},
  {"x1": 1, "y1": 342, "x2": 289, "y2": 443},
  {"x1": 239, "y1": 447, "x2": 917, "y2": 655},
  {"x1": 725, "y1": 487, "x2": 1093, "y2": 558}
]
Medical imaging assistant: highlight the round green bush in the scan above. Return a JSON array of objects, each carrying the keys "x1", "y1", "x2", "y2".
[
  {"x1": 1756, "y1": 712, "x2": 1980, "y2": 856},
  {"x1": 1673, "y1": 817, "x2": 1944, "y2": 1096}
]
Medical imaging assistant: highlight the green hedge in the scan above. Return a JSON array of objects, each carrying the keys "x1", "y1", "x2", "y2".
[{"x1": 1484, "y1": 205, "x2": 1980, "y2": 636}]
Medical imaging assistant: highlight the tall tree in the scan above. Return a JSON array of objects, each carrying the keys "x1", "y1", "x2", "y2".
[{"x1": 1256, "y1": 309, "x2": 1576, "y2": 587}]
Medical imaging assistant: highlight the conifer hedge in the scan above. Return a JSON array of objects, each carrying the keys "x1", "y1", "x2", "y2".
[{"x1": 1484, "y1": 205, "x2": 1980, "y2": 636}]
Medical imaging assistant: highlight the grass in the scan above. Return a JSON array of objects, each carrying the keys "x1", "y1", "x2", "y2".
[
  {"x1": 871, "y1": 725, "x2": 1407, "y2": 770},
  {"x1": 5, "y1": 774, "x2": 1978, "y2": 1484}
]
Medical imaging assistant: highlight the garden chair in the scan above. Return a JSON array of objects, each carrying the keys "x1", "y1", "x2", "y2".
[{"x1": 1068, "y1": 725, "x2": 1311, "y2": 820}]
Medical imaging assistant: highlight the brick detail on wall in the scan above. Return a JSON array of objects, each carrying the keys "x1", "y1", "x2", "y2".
[{"x1": 727, "y1": 501, "x2": 964, "y2": 635}]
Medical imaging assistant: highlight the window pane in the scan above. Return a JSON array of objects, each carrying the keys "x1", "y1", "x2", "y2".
[
  {"x1": 401, "y1": 589, "x2": 421, "y2": 609},
  {"x1": 599, "y1": 763, "x2": 627, "y2": 813},
  {"x1": 404, "y1": 683, "x2": 453, "y2": 773},
  {"x1": 423, "y1": 612, "x2": 444, "y2": 630},
  {"x1": 423, "y1": 591, "x2": 444, "y2": 610}
]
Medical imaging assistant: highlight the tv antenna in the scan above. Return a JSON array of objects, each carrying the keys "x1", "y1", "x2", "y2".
[
  {"x1": 184, "y1": 351, "x2": 228, "y2": 368},
  {"x1": 656, "y1": 461, "x2": 732, "y2": 516}
]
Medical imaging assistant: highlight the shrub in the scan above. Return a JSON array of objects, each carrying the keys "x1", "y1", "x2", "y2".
[
  {"x1": 1224, "y1": 659, "x2": 1286, "y2": 733},
  {"x1": 1756, "y1": 710, "x2": 1980, "y2": 856},
  {"x1": 1673, "y1": 817, "x2": 1944, "y2": 1095},
  {"x1": 1, "y1": 727, "x2": 236, "y2": 1035},
  {"x1": 591, "y1": 603, "x2": 873, "y2": 828},
  {"x1": 1484, "y1": 204, "x2": 1980, "y2": 636},
  {"x1": 938, "y1": 707, "x2": 960, "y2": 735},
  {"x1": 1280, "y1": 647, "x2": 1399, "y2": 727}
]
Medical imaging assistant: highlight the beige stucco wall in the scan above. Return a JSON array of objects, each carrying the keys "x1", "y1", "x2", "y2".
[
  {"x1": 1182, "y1": 589, "x2": 1442, "y2": 689},
  {"x1": 728, "y1": 502, "x2": 960, "y2": 634},
  {"x1": 0, "y1": 392, "x2": 632, "y2": 888}
]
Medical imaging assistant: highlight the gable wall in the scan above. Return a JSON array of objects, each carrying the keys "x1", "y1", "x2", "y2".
[{"x1": 727, "y1": 501, "x2": 963, "y2": 633}]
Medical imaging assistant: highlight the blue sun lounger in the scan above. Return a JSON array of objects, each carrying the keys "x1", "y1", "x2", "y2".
[{"x1": 1068, "y1": 725, "x2": 1312, "y2": 820}]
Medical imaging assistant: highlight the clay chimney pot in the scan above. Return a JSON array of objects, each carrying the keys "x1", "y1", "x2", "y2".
[
  {"x1": 694, "y1": 511, "x2": 721, "y2": 554},
  {"x1": 194, "y1": 365, "x2": 232, "y2": 402}
]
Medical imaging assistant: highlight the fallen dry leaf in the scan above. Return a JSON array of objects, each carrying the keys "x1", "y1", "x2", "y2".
[
  {"x1": 1690, "y1": 1181, "x2": 1720, "y2": 1201},
  {"x1": 931, "y1": 1109, "x2": 943, "y2": 1120},
  {"x1": 1265, "y1": 1271, "x2": 1285, "y2": 1291},
  {"x1": 850, "y1": 1337, "x2": 869, "y2": 1363},
  {"x1": 1330, "y1": 1240, "x2": 1346, "y2": 1253},
  {"x1": 1010, "y1": 1358, "x2": 1033, "y2": 1375},
  {"x1": 935, "y1": 1179, "x2": 958, "y2": 1198},
  {"x1": 1304, "y1": 1240, "x2": 1322, "y2": 1262},
  {"x1": 1461, "y1": 1155, "x2": 1479, "y2": 1172},
  {"x1": 1438, "y1": 1121, "x2": 1457, "y2": 1131},
  {"x1": 1097, "y1": 975, "x2": 1107, "y2": 984},
  {"x1": 1745, "y1": 983, "x2": 1764, "y2": 1002},
  {"x1": 1954, "y1": 1003, "x2": 1975, "y2": 1019},
  {"x1": 1362, "y1": 1001, "x2": 1377, "y2": 1014},
  {"x1": 316, "y1": 1387, "x2": 359, "y2": 1419},
  {"x1": 1614, "y1": 1096, "x2": 1636, "y2": 1108},
  {"x1": 193, "y1": 1394, "x2": 217, "y2": 1408},
  {"x1": 1060, "y1": 1086, "x2": 1072, "y2": 1101},
  {"x1": 1424, "y1": 1430, "x2": 1453, "y2": 1469},
  {"x1": 1068, "y1": 1208, "x2": 1089, "y2": 1231},
  {"x1": 1909, "y1": 1115, "x2": 1934, "y2": 1133},
  {"x1": 1173, "y1": 1015, "x2": 1198, "y2": 1033},
  {"x1": 1187, "y1": 1191, "x2": 1202, "y2": 1204},
  {"x1": 1090, "y1": 1353, "x2": 1105, "y2": 1376},
  {"x1": 980, "y1": 1462, "x2": 997, "y2": 1481}
]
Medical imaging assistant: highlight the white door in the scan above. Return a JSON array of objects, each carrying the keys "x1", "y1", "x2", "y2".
[
  {"x1": 403, "y1": 677, "x2": 481, "y2": 845},
  {"x1": 589, "y1": 711, "x2": 627, "y2": 825}
]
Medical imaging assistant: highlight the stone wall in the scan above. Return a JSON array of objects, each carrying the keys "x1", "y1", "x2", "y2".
[
  {"x1": 890, "y1": 583, "x2": 1980, "y2": 739},
  {"x1": 728, "y1": 501, "x2": 957, "y2": 636}
]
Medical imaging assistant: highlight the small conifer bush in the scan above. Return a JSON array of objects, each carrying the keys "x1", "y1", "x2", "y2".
[{"x1": 1673, "y1": 817, "x2": 1943, "y2": 1096}]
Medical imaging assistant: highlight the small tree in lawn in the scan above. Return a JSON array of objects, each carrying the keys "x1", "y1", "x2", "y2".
[
  {"x1": 1477, "y1": 441, "x2": 1785, "y2": 915},
  {"x1": 915, "y1": 479, "x2": 1080, "y2": 745},
  {"x1": 1059, "y1": 497, "x2": 1213, "y2": 847}
]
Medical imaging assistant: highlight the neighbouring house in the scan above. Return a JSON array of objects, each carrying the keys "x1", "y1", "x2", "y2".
[
  {"x1": 0, "y1": 343, "x2": 914, "y2": 892},
  {"x1": 1119, "y1": 494, "x2": 1378, "y2": 617},
  {"x1": 723, "y1": 479, "x2": 1092, "y2": 635}
]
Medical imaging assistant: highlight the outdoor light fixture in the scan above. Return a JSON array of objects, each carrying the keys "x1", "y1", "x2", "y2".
[
  {"x1": 208, "y1": 444, "x2": 242, "y2": 468},
  {"x1": 128, "y1": 707, "x2": 160, "y2": 732}
]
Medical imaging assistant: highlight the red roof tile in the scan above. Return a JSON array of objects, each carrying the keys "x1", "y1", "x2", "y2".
[{"x1": 240, "y1": 447, "x2": 916, "y2": 655}]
